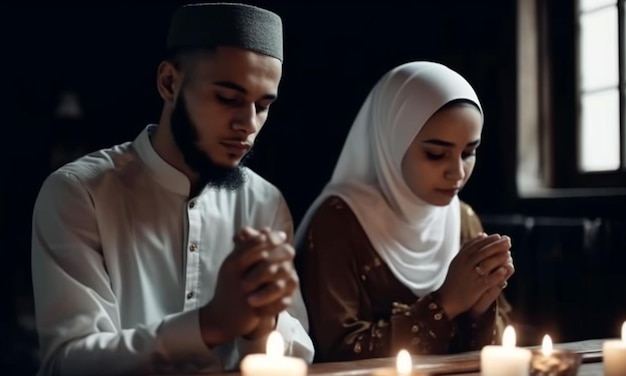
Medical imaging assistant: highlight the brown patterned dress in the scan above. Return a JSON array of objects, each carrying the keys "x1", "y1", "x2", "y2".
[{"x1": 296, "y1": 196, "x2": 512, "y2": 363}]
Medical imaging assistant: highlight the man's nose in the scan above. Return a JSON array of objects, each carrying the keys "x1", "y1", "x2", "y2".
[{"x1": 232, "y1": 103, "x2": 259, "y2": 136}]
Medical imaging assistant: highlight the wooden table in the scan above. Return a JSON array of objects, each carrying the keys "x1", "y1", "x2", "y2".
[
  {"x1": 199, "y1": 363, "x2": 604, "y2": 376},
  {"x1": 200, "y1": 339, "x2": 607, "y2": 376},
  {"x1": 308, "y1": 362, "x2": 605, "y2": 376}
]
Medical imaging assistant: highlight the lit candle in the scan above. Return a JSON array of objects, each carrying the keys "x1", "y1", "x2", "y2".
[
  {"x1": 480, "y1": 325, "x2": 532, "y2": 376},
  {"x1": 396, "y1": 349, "x2": 412, "y2": 375},
  {"x1": 603, "y1": 321, "x2": 626, "y2": 376},
  {"x1": 373, "y1": 349, "x2": 426, "y2": 376},
  {"x1": 240, "y1": 331, "x2": 307, "y2": 376},
  {"x1": 529, "y1": 334, "x2": 581, "y2": 376}
]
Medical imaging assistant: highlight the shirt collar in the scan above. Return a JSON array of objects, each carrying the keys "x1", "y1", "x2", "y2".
[{"x1": 133, "y1": 124, "x2": 191, "y2": 196}]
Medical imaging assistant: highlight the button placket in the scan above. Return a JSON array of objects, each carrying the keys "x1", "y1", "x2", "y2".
[{"x1": 184, "y1": 198, "x2": 201, "y2": 310}]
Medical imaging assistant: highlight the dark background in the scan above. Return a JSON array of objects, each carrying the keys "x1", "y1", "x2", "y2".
[{"x1": 2, "y1": 1, "x2": 625, "y2": 374}]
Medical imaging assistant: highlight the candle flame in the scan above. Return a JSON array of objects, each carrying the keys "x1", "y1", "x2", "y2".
[
  {"x1": 266, "y1": 331, "x2": 284, "y2": 357},
  {"x1": 502, "y1": 325, "x2": 516, "y2": 348},
  {"x1": 396, "y1": 349, "x2": 412, "y2": 374},
  {"x1": 541, "y1": 334, "x2": 553, "y2": 356},
  {"x1": 621, "y1": 321, "x2": 626, "y2": 344}
]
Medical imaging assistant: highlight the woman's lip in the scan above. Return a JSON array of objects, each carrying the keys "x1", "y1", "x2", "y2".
[{"x1": 435, "y1": 188, "x2": 460, "y2": 196}]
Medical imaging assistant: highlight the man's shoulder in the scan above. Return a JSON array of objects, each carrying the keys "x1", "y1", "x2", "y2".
[
  {"x1": 44, "y1": 141, "x2": 136, "y2": 191},
  {"x1": 239, "y1": 167, "x2": 283, "y2": 199},
  {"x1": 212, "y1": 168, "x2": 290, "y2": 225}
]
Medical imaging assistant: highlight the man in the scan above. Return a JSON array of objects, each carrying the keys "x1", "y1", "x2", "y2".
[{"x1": 31, "y1": 3, "x2": 314, "y2": 375}]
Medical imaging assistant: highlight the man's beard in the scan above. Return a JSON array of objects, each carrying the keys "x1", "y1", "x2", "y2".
[{"x1": 170, "y1": 93, "x2": 250, "y2": 191}]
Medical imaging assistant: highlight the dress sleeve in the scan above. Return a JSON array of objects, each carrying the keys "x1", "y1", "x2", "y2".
[
  {"x1": 449, "y1": 303, "x2": 498, "y2": 352},
  {"x1": 388, "y1": 292, "x2": 457, "y2": 355}
]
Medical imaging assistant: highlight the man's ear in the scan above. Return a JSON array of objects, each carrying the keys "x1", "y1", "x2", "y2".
[{"x1": 156, "y1": 61, "x2": 180, "y2": 103}]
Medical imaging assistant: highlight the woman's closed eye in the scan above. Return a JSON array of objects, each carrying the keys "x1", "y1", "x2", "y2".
[
  {"x1": 425, "y1": 151, "x2": 445, "y2": 161},
  {"x1": 424, "y1": 150, "x2": 476, "y2": 161}
]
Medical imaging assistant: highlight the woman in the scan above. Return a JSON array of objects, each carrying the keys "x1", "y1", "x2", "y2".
[{"x1": 295, "y1": 61, "x2": 514, "y2": 362}]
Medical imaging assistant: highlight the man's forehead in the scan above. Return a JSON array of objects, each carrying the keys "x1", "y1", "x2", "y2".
[
  {"x1": 188, "y1": 55, "x2": 282, "y2": 99},
  {"x1": 193, "y1": 48, "x2": 281, "y2": 79}
]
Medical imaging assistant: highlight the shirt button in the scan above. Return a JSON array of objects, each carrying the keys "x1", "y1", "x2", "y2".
[
  {"x1": 186, "y1": 291, "x2": 194, "y2": 299},
  {"x1": 189, "y1": 201, "x2": 195, "y2": 208},
  {"x1": 189, "y1": 243, "x2": 197, "y2": 252}
]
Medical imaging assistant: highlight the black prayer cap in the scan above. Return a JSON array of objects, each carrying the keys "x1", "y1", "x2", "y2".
[{"x1": 167, "y1": 2, "x2": 284, "y2": 61}]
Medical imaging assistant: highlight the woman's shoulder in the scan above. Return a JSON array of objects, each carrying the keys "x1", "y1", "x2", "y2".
[
  {"x1": 300, "y1": 195, "x2": 374, "y2": 260},
  {"x1": 310, "y1": 195, "x2": 359, "y2": 226},
  {"x1": 459, "y1": 200, "x2": 484, "y2": 240},
  {"x1": 459, "y1": 200, "x2": 478, "y2": 219},
  {"x1": 303, "y1": 195, "x2": 374, "y2": 245}
]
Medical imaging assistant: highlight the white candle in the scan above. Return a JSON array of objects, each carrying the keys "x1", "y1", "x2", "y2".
[
  {"x1": 603, "y1": 321, "x2": 626, "y2": 376},
  {"x1": 373, "y1": 349, "x2": 422, "y2": 376},
  {"x1": 480, "y1": 325, "x2": 531, "y2": 376},
  {"x1": 240, "y1": 331, "x2": 307, "y2": 376},
  {"x1": 396, "y1": 349, "x2": 412, "y2": 375}
]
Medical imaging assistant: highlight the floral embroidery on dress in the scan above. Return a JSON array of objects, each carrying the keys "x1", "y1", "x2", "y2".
[{"x1": 392, "y1": 302, "x2": 412, "y2": 316}]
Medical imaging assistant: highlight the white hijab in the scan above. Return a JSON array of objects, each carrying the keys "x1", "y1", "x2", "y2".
[{"x1": 295, "y1": 61, "x2": 482, "y2": 297}]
